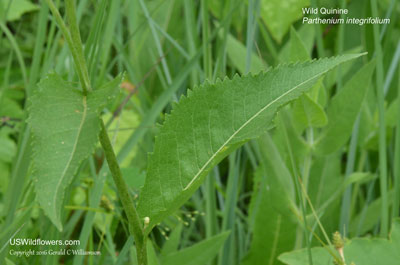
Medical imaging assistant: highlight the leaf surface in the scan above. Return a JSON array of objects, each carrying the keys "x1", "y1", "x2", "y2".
[
  {"x1": 286, "y1": 27, "x2": 327, "y2": 130},
  {"x1": 315, "y1": 60, "x2": 375, "y2": 155},
  {"x1": 0, "y1": 0, "x2": 39, "y2": 21},
  {"x1": 161, "y1": 223, "x2": 183, "y2": 255},
  {"x1": 137, "y1": 54, "x2": 364, "y2": 231},
  {"x1": 28, "y1": 73, "x2": 121, "y2": 230},
  {"x1": 226, "y1": 34, "x2": 266, "y2": 74},
  {"x1": 260, "y1": 0, "x2": 309, "y2": 43},
  {"x1": 241, "y1": 164, "x2": 297, "y2": 265},
  {"x1": 279, "y1": 219, "x2": 400, "y2": 265},
  {"x1": 292, "y1": 94, "x2": 327, "y2": 128}
]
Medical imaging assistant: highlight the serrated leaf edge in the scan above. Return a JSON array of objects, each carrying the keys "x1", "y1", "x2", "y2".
[{"x1": 183, "y1": 55, "x2": 362, "y2": 190}]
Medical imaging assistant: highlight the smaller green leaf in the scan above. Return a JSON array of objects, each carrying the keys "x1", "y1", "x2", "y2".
[
  {"x1": 260, "y1": 0, "x2": 309, "y2": 43},
  {"x1": 385, "y1": 98, "x2": 398, "y2": 127},
  {"x1": 275, "y1": 109, "x2": 308, "y2": 167},
  {"x1": 226, "y1": 34, "x2": 266, "y2": 74},
  {"x1": 279, "y1": 219, "x2": 400, "y2": 265},
  {"x1": 315, "y1": 60, "x2": 376, "y2": 155},
  {"x1": 0, "y1": 97, "x2": 24, "y2": 119},
  {"x1": 161, "y1": 223, "x2": 183, "y2": 256},
  {"x1": 147, "y1": 240, "x2": 160, "y2": 265},
  {"x1": 0, "y1": 0, "x2": 39, "y2": 21},
  {"x1": 292, "y1": 94, "x2": 328, "y2": 128},
  {"x1": 0, "y1": 134, "x2": 16, "y2": 163},
  {"x1": 242, "y1": 165, "x2": 297, "y2": 265},
  {"x1": 325, "y1": 46, "x2": 364, "y2": 89},
  {"x1": 28, "y1": 73, "x2": 121, "y2": 230},
  {"x1": 289, "y1": 27, "x2": 309, "y2": 62},
  {"x1": 161, "y1": 232, "x2": 230, "y2": 265},
  {"x1": 102, "y1": 109, "x2": 140, "y2": 167},
  {"x1": 279, "y1": 25, "x2": 315, "y2": 61},
  {"x1": 287, "y1": 27, "x2": 328, "y2": 130},
  {"x1": 121, "y1": 167, "x2": 146, "y2": 190},
  {"x1": 258, "y1": 133, "x2": 296, "y2": 208},
  {"x1": 345, "y1": 172, "x2": 376, "y2": 186},
  {"x1": 350, "y1": 191, "x2": 394, "y2": 236},
  {"x1": 0, "y1": 161, "x2": 10, "y2": 195}
]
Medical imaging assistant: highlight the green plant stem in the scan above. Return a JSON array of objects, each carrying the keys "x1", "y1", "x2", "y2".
[
  {"x1": 65, "y1": 0, "x2": 91, "y2": 92},
  {"x1": 99, "y1": 122, "x2": 147, "y2": 265},
  {"x1": 201, "y1": 0, "x2": 212, "y2": 79},
  {"x1": 0, "y1": 21, "x2": 28, "y2": 89},
  {"x1": 245, "y1": 0, "x2": 260, "y2": 73},
  {"x1": 371, "y1": 0, "x2": 388, "y2": 236},
  {"x1": 45, "y1": 0, "x2": 89, "y2": 94}
]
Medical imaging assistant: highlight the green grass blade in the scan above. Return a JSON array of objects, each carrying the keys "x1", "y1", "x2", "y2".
[{"x1": 371, "y1": 0, "x2": 389, "y2": 236}]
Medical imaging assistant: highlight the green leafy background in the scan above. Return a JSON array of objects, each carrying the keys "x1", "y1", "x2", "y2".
[{"x1": 0, "y1": 0, "x2": 399, "y2": 264}]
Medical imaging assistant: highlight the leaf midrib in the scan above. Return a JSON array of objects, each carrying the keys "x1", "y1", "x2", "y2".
[
  {"x1": 183, "y1": 70, "x2": 323, "y2": 190},
  {"x1": 53, "y1": 96, "x2": 88, "y2": 218}
]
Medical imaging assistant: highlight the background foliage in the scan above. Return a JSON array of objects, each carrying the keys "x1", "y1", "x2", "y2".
[{"x1": 0, "y1": 0, "x2": 399, "y2": 264}]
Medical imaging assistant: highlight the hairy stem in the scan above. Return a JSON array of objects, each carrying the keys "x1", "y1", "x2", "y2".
[
  {"x1": 65, "y1": 0, "x2": 91, "y2": 93},
  {"x1": 99, "y1": 122, "x2": 147, "y2": 265},
  {"x1": 45, "y1": 0, "x2": 88, "y2": 94}
]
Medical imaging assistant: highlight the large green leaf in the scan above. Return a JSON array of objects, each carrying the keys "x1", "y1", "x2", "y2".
[
  {"x1": 315, "y1": 60, "x2": 375, "y2": 155},
  {"x1": 161, "y1": 232, "x2": 230, "y2": 265},
  {"x1": 279, "y1": 219, "x2": 400, "y2": 265},
  {"x1": 137, "y1": 54, "x2": 364, "y2": 231},
  {"x1": 28, "y1": 73, "x2": 121, "y2": 230}
]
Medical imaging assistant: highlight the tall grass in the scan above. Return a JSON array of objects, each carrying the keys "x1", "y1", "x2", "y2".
[{"x1": 0, "y1": 0, "x2": 398, "y2": 264}]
